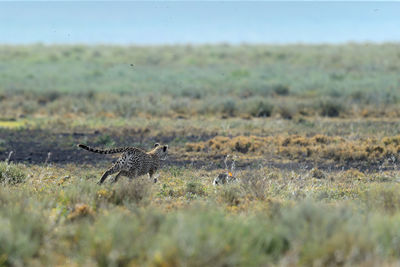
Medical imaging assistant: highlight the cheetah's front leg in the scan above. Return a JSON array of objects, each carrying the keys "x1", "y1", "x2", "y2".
[{"x1": 149, "y1": 169, "x2": 159, "y2": 183}]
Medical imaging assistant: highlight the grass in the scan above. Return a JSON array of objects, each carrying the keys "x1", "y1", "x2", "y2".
[
  {"x1": 1, "y1": 43, "x2": 400, "y2": 265},
  {"x1": 0, "y1": 120, "x2": 28, "y2": 129},
  {"x1": 1, "y1": 44, "x2": 400, "y2": 120},
  {"x1": 183, "y1": 133, "x2": 400, "y2": 168},
  {"x1": 0, "y1": 164, "x2": 400, "y2": 265},
  {"x1": 0, "y1": 162, "x2": 27, "y2": 184}
]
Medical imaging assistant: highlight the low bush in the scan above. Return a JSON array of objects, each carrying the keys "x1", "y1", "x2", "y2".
[
  {"x1": 319, "y1": 99, "x2": 344, "y2": 117},
  {"x1": 109, "y1": 178, "x2": 152, "y2": 206},
  {"x1": 273, "y1": 84, "x2": 290, "y2": 96},
  {"x1": 221, "y1": 98, "x2": 237, "y2": 117},
  {"x1": 0, "y1": 162, "x2": 27, "y2": 184},
  {"x1": 0, "y1": 205, "x2": 47, "y2": 266},
  {"x1": 249, "y1": 100, "x2": 274, "y2": 117},
  {"x1": 218, "y1": 184, "x2": 243, "y2": 206},
  {"x1": 277, "y1": 104, "x2": 295, "y2": 119},
  {"x1": 240, "y1": 170, "x2": 270, "y2": 200},
  {"x1": 185, "y1": 180, "x2": 206, "y2": 197}
]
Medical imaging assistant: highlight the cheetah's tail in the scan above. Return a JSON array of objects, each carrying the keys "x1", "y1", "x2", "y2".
[{"x1": 77, "y1": 144, "x2": 129, "y2": 154}]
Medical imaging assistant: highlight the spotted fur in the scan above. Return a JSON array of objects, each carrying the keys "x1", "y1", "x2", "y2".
[{"x1": 78, "y1": 143, "x2": 168, "y2": 184}]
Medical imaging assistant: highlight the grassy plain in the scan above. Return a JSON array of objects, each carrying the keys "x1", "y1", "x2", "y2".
[{"x1": 1, "y1": 43, "x2": 400, "y2": 266}]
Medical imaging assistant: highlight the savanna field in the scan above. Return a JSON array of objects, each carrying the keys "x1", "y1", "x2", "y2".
[{"x1": 1, "y1": 44, "x2": 400, "y2": 266}]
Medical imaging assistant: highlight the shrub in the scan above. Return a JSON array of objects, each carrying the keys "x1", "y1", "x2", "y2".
[
  {"x1": 77, "y1": 207, "x2": 290, "y2": 266},
  {"x1": 241, "y1": 171, "x2": 269, "y2": 200},
  {"x1": 151, "y1": 208, "x2": 289, "y2": 266},
  {"x1": 233, "y1": 137, "x2": 252, "y2": 153},
  {"x1": 113, "y1": 100, "x2": 137, "y2": 118},
  {"x1": 362, "y1": 185, "x2": 400, "y2": 214},
  {"x1": 67, "y1": 203, "x2": 95, "y2": 221},
  {"x1": 0, "y1": 206, "x2": 47, "y2": 266},
  {"x1": 221, "y1": 98, "x2": 237, "y2": 117},
  {"x1": 171, "y1": 99, "x2": 191, "y2": 115},
  {"x1": 76, "y1": 211, "x2": 158, "y2": 266},
  {"x1": 109, "y1": 178, "x2": 151, "y2": 205},
  {"x1": 187, "y1": 135, "x2": 267, "y2": 155},
  {"x1": 185, "y1": 181, "x2": 206, "y2": 197},
  {"x1": 310, "y1": 168, "x2": 326, "y2": 179},
  {"x1": 277, "y1": 105, "x2": 294, "y2": 120},
  {"x1": 338, "y1": 169, "x2": 365, "y2": 182},
  {"x1": 319, "y1": 100, "x2": 344, "y2": 117},
  {"x1": 21, "y1": 100, "x2": 39, "y2": 114},
  {"x1": 0, "y1": 162, "x2": 26, "y2": 184},
  {"x1": 219, "y1": 184, "x2": 242, "y2": 206},
  {"x1": 37, "y1": 90, "x2": 61, "y2": 105},
  {"x1": 273, "y1": 84, "x2": 290, "y2": 96},
  {"x1": 278, "y1": 202, "x2": 372, "y2": 266},
  {"x1": 181, "y1": 88, "x2": 203, "y2": 99},
  {"x1": 312, "y1": 134, "x2": 331, "y2": 144},
  {"x1": 95, "y1": 134, "x2": 115, "y2": 147},
  {"x1": 250, "y1": 101, "x2": 274, "y2": 117},
  {"x1": 382, "y1": 136, "x2": 400, "y2": 146}
]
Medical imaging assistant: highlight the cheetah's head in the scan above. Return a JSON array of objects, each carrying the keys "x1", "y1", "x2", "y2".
[{"x1": 153, "y1": 143, "x2": 168, "y2": 160}]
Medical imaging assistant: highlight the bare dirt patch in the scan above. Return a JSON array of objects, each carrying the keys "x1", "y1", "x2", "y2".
[
  {"x1": 0, "y1": 128, "x2": 215, "y2": 166},
  {"x1": 1, "y1": 129, "x2": 398, "y2": 172}
]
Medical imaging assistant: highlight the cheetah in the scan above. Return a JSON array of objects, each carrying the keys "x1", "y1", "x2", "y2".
[{"x1": 77, "y1": 143, "x2": 168, "y2": 184}]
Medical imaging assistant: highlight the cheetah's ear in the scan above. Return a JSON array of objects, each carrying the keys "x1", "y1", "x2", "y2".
[
  {"x1": 154, "y1": 143, "x2": 160, "y2": 147},
  {"x1": 163, "y1": 145, "x2": 168, "y2": 152}
]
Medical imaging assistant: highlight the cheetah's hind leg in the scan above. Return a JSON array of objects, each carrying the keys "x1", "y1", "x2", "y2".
[
  {"x1": 112, "y1": 170, "x2": 130, "y2": 183},
  {"x1": 97, "y1": 164, "x2": 121, "y2": 185}
]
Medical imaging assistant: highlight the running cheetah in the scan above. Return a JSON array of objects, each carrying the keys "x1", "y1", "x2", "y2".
[{"x1": 77, "y1": 143, "x2": 168, "y2": 184}]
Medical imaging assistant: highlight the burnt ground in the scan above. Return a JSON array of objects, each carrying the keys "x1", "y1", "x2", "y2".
[
  {"x1": 0, "y1": 129, "x2": 397, "y2": 172},
  {"x1": 0, "y1": 128, "x2": 214, "y2": 165},
  {"x1": 0, "y1": 128, "x2": 222, "y2": 169}
]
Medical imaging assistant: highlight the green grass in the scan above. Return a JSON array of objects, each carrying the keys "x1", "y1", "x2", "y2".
[
  {"x1": 1, "y1": 44, "x2": 400, "y2": 120},
  {"x1": 0, "y1": 162, "x2": 27, "y2": 184},
  {"x1": 2, "y1": 43, "x2": 400, "y2": 265},
  {"x1": 0, "y1": 164, "x2": 400, "y2": 265}
]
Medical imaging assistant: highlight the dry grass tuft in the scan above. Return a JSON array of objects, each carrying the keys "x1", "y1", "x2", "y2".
[
  {"x1": 338, "y1": 169, "x2": 366, "y2": 182},
  {"x1": 186, "y1": 135, "x2": 268, "y2": 155},
  {"x1": 0, "y1": 162, "x2": 27, "y2": 184},
  {"x1": 67, "y1": 203, "x2": 94, "y2": 221},
  {"x1": 186, "y1": 133, "x2": 400, "y2": 167},
  {"x1": 310, "y1": 168, "x2": 326, "y2": 179},
  {"x1": 109, "y1": 178, "x2": 152, "y2": 205}
]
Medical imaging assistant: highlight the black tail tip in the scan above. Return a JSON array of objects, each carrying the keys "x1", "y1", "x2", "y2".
[{"x1": 77, "y1": 144, "x2": 84, "y2": 148}]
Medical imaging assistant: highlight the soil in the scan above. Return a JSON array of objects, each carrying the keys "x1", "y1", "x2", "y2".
[
  {"x1": 0, "y1": 128, "x2": 215, "y2": 166},
  {"x1": 0, "y1": 129, "x2": 396, "y2": 172}
]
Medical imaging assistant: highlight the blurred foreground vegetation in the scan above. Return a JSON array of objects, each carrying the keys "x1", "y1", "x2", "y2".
[{"x1": 2, "y1": 163, "x2": 400, "y2": 266}]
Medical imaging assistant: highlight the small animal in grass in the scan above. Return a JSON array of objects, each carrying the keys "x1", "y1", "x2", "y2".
[
  {"x1": 77, "y1": 143, "x2": 168, "y2": 184},
  {"x1": 213, "y1": 154, "x2": 237, "y2": 185},
  {"x1": 213, "y1": 171, "x2": 237, "y2": 185}
]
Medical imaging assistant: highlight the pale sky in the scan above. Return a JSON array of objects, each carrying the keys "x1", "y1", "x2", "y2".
[{"x1": 1, "y1": 1, "x2": 399, "y2": 44}]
